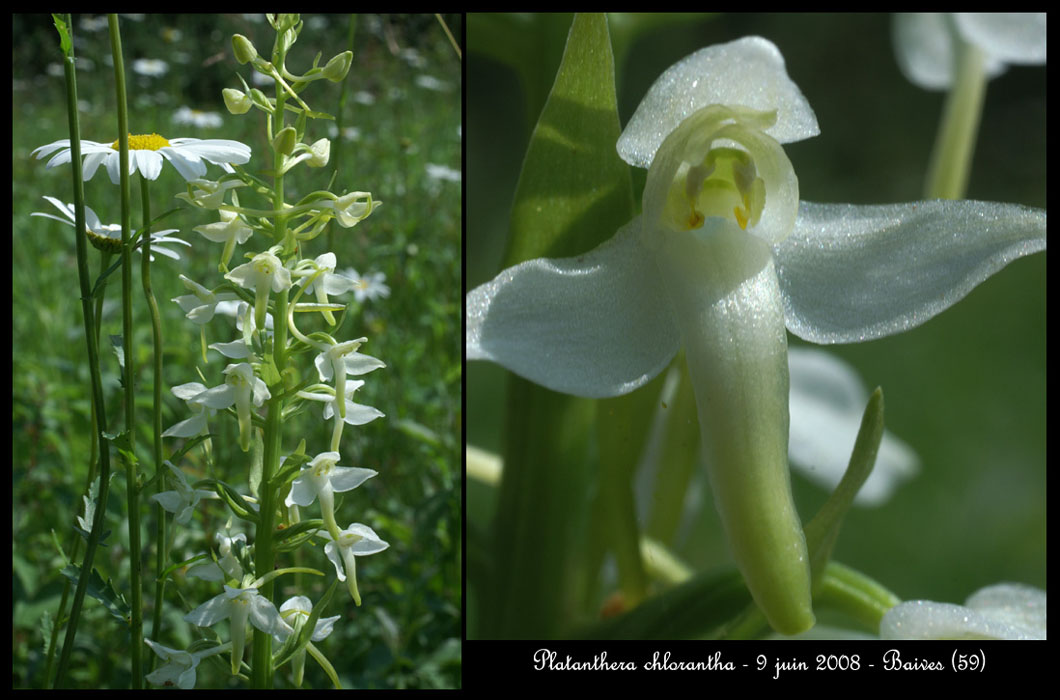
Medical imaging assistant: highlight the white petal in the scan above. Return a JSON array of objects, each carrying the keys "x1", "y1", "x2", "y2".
[
  {"x1": 774, "y1": 200, "x2": 1046, "y2": 344},
  {"x1": 466, "y1": 217, "x2": 680, "y2": 398},
  {"x1": 194, "y1": 384, "x2": 237, "y2": 409},
  {"x1": 617, "y1": 36, "x2": 819, "y2": 169},
  {"x1": 161, "y1": 149, "x2": 207, "y2": 181},
  {"x1": 965, "y1": 583, "x2": 1047, "y2": 638},
  {"x1": 134, "y1": 149, "x2": 164, "y2": 180},
  {"x1": 880, "y1": 583, "x2": 1046, "y2": 640},
  {"x1": 954, "y1": 13, "x2": 1047, "y2": 65},
  {"x1": 787, "y1": 347, "x2": 918, "y2": 506},
  {"x1": 891, "y1": 13, "x2": 1007, "y2": 90},
  {"x1": 184, "y1": 592, "x2": 232, "y2": 627},
  {"x1": 329, "y1": 466, "x2": 377, "y2": 493}
]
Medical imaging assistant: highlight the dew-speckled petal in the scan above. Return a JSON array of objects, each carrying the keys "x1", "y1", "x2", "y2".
[
  {"x1": 773, "y1": 199, "x2": 1046, "y2": 344},
  {"x1": 617, "y1": 36, "x2": 819, "y2": 169}
]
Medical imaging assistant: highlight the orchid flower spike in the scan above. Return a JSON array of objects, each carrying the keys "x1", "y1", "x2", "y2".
[
  {"x1": 466, "y1": 36, "x2": 1046, "y2": 634},
  {"x1": 881, "y1": 583, "x2": 1046, "y2": 639}
]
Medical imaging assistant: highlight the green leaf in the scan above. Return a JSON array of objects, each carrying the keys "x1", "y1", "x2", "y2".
[
  {"x1": 576, "y1": 568, "x2": 751, "y2": 640},
  {"x1": 273, "y1": 518, "x2": 324, "y2": 552},
  {"x1": 803, "y1": 387, "x2": 886, "y2": 586},
  {"x1": 502, "y1": 13, "x2": 634, "y2": 265},
  {"x1": 52, "y1": 14, "x2": 72, "y2": 57},
  {"x1": 482, "y1": 13, "x2": 635, "y2": 640},
  {"x1": 272, "y1": 578, "x2": 339, "y2": 669},
  {"x1": 197, "y1": 478, "x2": 261, "y2": 524},
  {"x1": 59, "y1": 564, "x2": 131, "y2": 625}
]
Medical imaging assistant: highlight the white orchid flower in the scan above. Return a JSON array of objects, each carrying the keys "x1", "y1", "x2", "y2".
[
  {"x1": 225, "y1": 247, "x2": 292, "y2": 331},
  {"x1": 881, "y1": 582, "x2": 1046, "y2": 640},
  {"x1": 193, "y1": 208, "x2": 254, "y2": 269},
  {"x1": 892, "y1": 13, "x2": 1046, "y2": 91},
  {"x1": 320, "y1": 523, "x2": 389, "y2": 606},
  {"x1": 273, "y1": 595, "x2": 341, "y2": 687},
  {"x1": 193, "y1": 363, "x2": 271, "y2": 452},
  {"x1": 144, "y1": 638, "x2": 231, "y2": 689},
  {"x1": 187, "y1": 531, "x2": 247, "y2": 583},
  {"x1": 466, "y1": 36, "x2": 1046, "y2": 634},
  {"x1": 284, "y1": 451, "x2": 377, "y2": 537},
  {"x1": 150, "y1": 461, "x2": 215, "y2": 525},
  {"x1": 294, "y1": 252, "x2": 353, "y2": 325},
  {"x1": 172, "y1": 274, "x2": 240, "y2": 325},
  {"x1": 891, "y1": 13, "x2": 1046, "y2": 198},
  {"x1": 184, "y1": 584, "x2": 285, "y2": 675},
  {"x1": 161, "y1": 382, "x2": 214, "y2": 439},
  {"x1": 313, "y1": 338, "x2": 385, "y2": 422}
]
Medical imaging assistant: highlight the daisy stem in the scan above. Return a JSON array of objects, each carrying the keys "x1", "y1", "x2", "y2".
[
  {"x1": 109, "y1": 14, "x2": 144, "y2": 688},
  {"x1": 49, "y1": 13, "x2": 116, "y2": 689},
  {"x1": 139, "y1": 175, "x2": 169, "y2": 654}
]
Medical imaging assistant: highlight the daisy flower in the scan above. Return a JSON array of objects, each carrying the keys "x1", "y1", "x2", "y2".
[
  {"x1": 173, "y1": 106, "x2": 224, "y2": 129},
  {"x1": 339, "y1": 267, "x2": 390, "y2": 303},
  {"x1": 132, "y1": 58, "x2": 169, "y2": 77},
  {"x1": 31, "y1": 195, "x2": 189, "y2": 260},
  {"x1": 32, "y1": 133, "x2": 251, "y2": 184}
]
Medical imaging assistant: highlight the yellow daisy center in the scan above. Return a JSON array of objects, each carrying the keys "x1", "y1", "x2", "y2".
[{"x1": 110, "y1": 133, "x2": 171, "y2": 151}]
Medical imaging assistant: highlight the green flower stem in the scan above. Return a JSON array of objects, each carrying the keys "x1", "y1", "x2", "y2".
[
  {"x1": 50, "y1": 13, "x2": 116, "y2": 689},
  {"x1": 816, "y1": 560, "x2": 900, "y2": 633},
  {"x1": 139, "y1": 176, "x2": 168, "y2": 651},
  {"x1": 109, "y1": 14, "x2": 143, "y2": 688},
  {"x1": 327, "y1": 14, "x2": 357, "y2": 255},
  {"x1": 645, "y1": 356, "x2": 699, "y2": 545},
  {"x1": 251, "y1": 50, "x2": 295, "y2": 689},
  {"x1": 721, "y1": 561, "x2": 899, "y2": 639},
  {"x1": 923, "y1": 32, "x2": 987, "y2": 199}
]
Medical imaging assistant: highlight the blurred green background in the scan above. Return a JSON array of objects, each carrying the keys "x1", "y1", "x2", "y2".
[
  {"x1": 467, "y1": 12, "x2": 1044, "y2": 630},
  {"x1": 13, "y1": 13, "x2": 461, "y2": 687}
]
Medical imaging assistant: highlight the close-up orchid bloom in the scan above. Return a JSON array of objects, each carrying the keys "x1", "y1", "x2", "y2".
[{"x1": 467, "y1": 34, "x2": 1045, "y2": 634}]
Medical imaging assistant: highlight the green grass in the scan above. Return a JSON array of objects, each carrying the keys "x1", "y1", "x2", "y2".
[{"x1": 13, "y1": 13, "x2": 461, "y2": 688}]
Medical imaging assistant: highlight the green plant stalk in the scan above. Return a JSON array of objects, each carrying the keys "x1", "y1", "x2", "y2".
[
  {"x1": 50, "y1": 13, "x2": 116, "y2": 689},
  {"x1": 140, "y1": 176, "x2": 168, "y2": 651},
  {"x1": 252, "y1": 56, "x2": 294, "y2": 690},
  {"x1": 923, "y1": 34, "x2": 987, "y2": 199},
  {"x1": 327, "y1": 13, "x2": 357, "y2": 255},
  {"x1": 109, "y1": 14, "x2": 143, "y2": 688}
]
